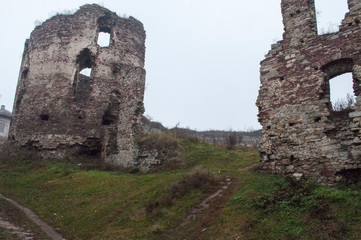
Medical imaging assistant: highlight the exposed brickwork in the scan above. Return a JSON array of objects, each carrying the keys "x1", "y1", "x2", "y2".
[
  {"x1": 257, "y1": 0, "x2": 361, "y2": 184},
  {"x1": 9, "y1": 4, "x2": 146, "y2": 167}
]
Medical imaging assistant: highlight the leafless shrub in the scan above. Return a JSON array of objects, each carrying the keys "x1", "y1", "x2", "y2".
[
  {"x1": 225, "y1": 132, "x2": 238, "y2": 150},
  {"x1": 332, "y1": 93, "x2": 355, "y2": 112},
  {"x1": 34, "y1": 20, "x2": 43, "y2": 27},
  {"x1": 51, "y1": 10, "x2": 74, "y2": 16}
]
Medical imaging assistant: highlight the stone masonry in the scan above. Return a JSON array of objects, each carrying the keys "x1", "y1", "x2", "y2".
[
  {"x1": 257, "y1": 0, "x2": 361, "y2": 184},
  {"x1": 9, "y1": 4, "x2": 146, "y2": 167}
]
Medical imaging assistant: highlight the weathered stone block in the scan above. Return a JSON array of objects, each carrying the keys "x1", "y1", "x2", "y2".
[
  {"x1": 281, "y1": 159, "x2": 291, "y2": 165},
  {"x1": 349, "y1": 111, "x2": 361, "y2": 118}
]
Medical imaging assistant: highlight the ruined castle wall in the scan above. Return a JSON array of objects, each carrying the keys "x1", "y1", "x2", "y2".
[
  {"x1": 257, "y1": 0, "x2": 361, "y2": 184},
  {"x1": 10, "y1": 4, "x2": 146, "y2": 167}
]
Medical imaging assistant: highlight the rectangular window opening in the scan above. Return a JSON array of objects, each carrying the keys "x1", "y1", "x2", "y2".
[
  {"x1": 0, "y1": 122, "x2": 5, "y2": 133},
  {"x1": 315, "y1": 0, "x2": 348, "y2": 35},
  {"x1": 97, "y1": 32, "x2": 111, "y2": 47}
]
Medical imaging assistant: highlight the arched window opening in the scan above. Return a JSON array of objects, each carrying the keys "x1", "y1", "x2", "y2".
[
  {"x1": 315, "y1": 0, "x2": 348, "y2": 34},
  {"x1": 329, "y1": 73, "x2": 355, "y2": 111},
  {"x1": 76, "y1": 48, "x2": 93, "y2": 71},
  {"x1": 97, "y1": 32, "x2": 111, "y2": 47},
  {"x1": 74, "y1": 48, "x2": 94, "y2": 103},
  {"x1": 321, "y1": 58, "x2": 358, "y2": 113}
]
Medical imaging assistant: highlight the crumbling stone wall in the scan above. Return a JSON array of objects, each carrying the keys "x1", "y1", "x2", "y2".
[
  {"x1": 257, "y1": 0, "x2": 361, "y2": 184},
  {"x1": 9, "y1": 4, "x2": 146, "y2": 167}
]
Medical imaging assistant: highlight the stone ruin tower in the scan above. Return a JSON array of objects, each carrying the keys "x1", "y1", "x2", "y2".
[
  {"x1": 9, "y1": 4, "x2": 146, "y2": 167},
  {"x1": 257, "y1": 0, "x2": 361, "y2": 184}
]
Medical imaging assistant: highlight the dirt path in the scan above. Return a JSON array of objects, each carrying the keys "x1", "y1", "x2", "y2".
[
  {"x1": 167, "y1": 175, "x2": 237, "y2": 240},
  {"x1": 167, "y1": 164, "x2": 259, "y2": 240},
  {"x1": 0, "y1": 216, "x2": 34, "y2": 240},
  {"x1": 179, "y1": 176, "x2": 232, "y2": 228},
  {"x1": 0, "y1": 193, "x2": 65, "y2": 240}
]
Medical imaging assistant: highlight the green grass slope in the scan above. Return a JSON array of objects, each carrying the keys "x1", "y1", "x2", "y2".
[{"x1": 0, "y1": 134, "x2": 360, "y2": 239}]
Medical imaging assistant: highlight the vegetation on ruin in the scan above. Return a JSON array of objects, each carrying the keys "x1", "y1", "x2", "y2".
[{"x1": 0, "y1": 134, "x2": 360, "y2": 239}]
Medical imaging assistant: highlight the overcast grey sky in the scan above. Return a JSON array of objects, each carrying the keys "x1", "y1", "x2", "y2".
[{"x1": 0, "y1": 0, "x2": 351, "y2": 131}]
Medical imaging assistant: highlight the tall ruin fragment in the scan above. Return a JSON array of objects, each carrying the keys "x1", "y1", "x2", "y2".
[
  {"x1": 257, "y1": 0, "x2": 361, "y2": 184},
  {"x1": 9, "y1": 4, "x2": 146, "y2": 167}
]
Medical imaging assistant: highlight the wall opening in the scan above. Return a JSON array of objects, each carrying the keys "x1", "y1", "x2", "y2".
[
  {"x1": 97, "y1": 32, "x2": 111, "y2": 47},
  {"x1": 97, "y1": 14, "x2": 112, "y2": 47},
  {"x1": 321, "y1": 58, "x2": 357, "y2": 112},
  {"x1": 336, "y1": 169, "x2": 361, "y2": 183},
  {"x1": 21, "y1": 69, "x2": 29, "y2": 79},
  {"x1": 102, "y1": 90, "x2": 120, "y2": 126},
  {"x1": 102, "y1": 90, "x2": 121, "y2": 156},
  {"x1": 76, "y1": 48, "x2": 93, "y2": 71},
  {"x1": 0, "y1": 122, "x2": 5, "y2": 133},
  {"x1": 40, "y1": 114, "x2": 49, "y2": 121},
  {"x1": 80, "y1": 68, "x2": 92, "y2": 77},
  {"x1": 329, "y1": 73, "x2": 355, "y2": 111},
  {"x1": 79, "y1": 137, "x2": 102, "y2": 157},
  {"x1": 315, "y1": 0, "x2": 348, "y2": 34},
  {"x1": 74, "y1": 49, "x2": 94, "y2": 103}
]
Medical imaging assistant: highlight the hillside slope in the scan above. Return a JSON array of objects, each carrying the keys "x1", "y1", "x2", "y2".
[{"x1": 0, "y1": 134, "x2": 360, "y2": 239}]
